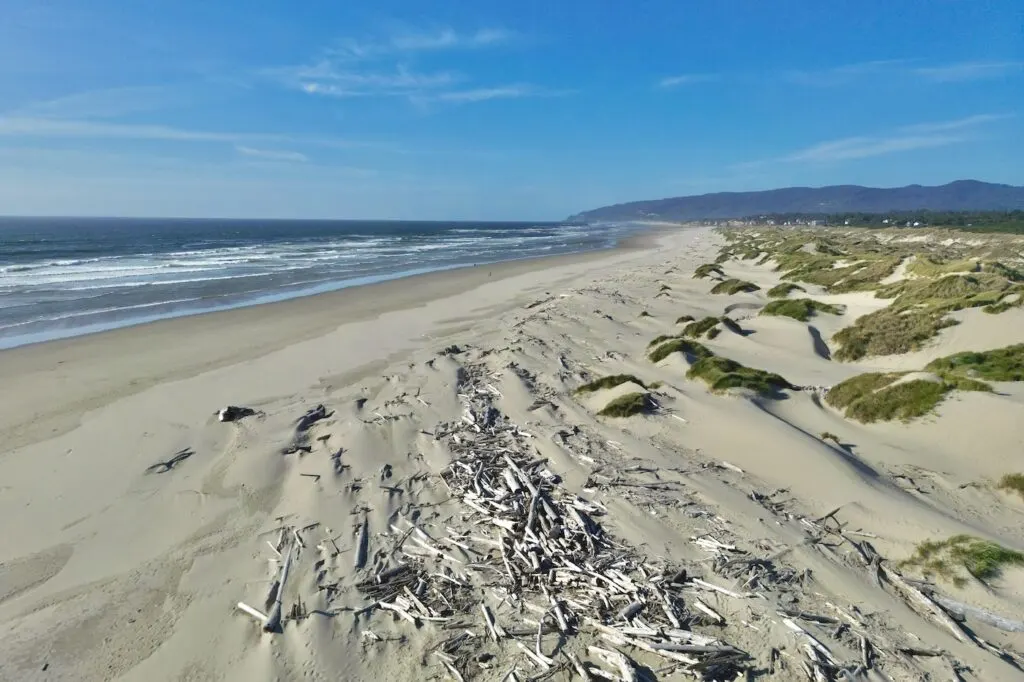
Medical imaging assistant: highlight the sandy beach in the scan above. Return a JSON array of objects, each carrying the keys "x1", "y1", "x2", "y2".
[{"x1": 2, "y1": 225, "x2": 1023, "y2": 681}]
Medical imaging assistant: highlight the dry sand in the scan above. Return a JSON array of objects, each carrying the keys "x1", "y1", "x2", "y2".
[{"x1": 1, "y1": 227, "x2": 1022, "y2": 681}]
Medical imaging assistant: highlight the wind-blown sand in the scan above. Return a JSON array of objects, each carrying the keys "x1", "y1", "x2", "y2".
[{"x1": 1, "y1": 227, "x2": 1022, "y2": 681}]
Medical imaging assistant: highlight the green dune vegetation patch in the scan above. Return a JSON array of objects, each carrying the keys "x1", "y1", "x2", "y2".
[
  {"x1": 648, "y1": 338, "x2": 713, "y2": 363},
  {"x1": 760, "y1": 298, "x2": 843, "y2": 322},
  {"x1": 925, "y1": 344, "x2": 1024, "y2": 382},
  {"x1": 710, "y1": 278, "x2": 761, "y2": 295},
  {"x1": 686, "y1": 356, "x2": 794, "y2": 396},
  {"x1": 597, "y1": 392, "x2": 653, "y2": 418},
  {"x1": 825, "y1": 371, "x2": 990, "y2": 423},
  {"x1": 901, "y1": 535, "x2": 1024, "y2": 587},
  {"x1": 767, "y1": 282, "x2": 806, "y2": 298},
  {"x1": 693, "y1": 263, "x2": 725, "y2": 279},
  {"x1": 575, "y1": 374, "x2": 647, "y2": 394},
  {"x1": 875, "y1": 273, "x2": 1014, "y2": 308},
  {"x1": 833, "y1": 308, "x2": 959, "y2": 361},
  {"x1": 675, "y1": 314, "x2": 696, "y2": 324},
  {"x1": 998, "y1": 474, "x2": 1024, "y2": 499},
  {"x1": 783, "y1": 255, "x2": 902, "y2": 293},
  {"x1": 682, "y1": 316, "x2": 722, "y2": 339},
  {"x1": 907, "y1": 255, "x2": 979, "y2": 277}
]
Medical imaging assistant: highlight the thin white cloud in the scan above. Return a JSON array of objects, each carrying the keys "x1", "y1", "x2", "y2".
[
  {"x1": 235, "y1": 145, "x2": 308, "y2": 162},
  {"x1": 914, "y1": 60, "x2": 1024, "y2": 82},
  {"x1": 900, "y1": 113, "x2": 1013, "y2": 134},
  {"x1": 286, "y1": 64, "x2": 461, "y2": 98},
  {"x1": 782, "y1": 59, "x2": 910, "y2": 86},
  {"x1": 329, "y1": 27, "x2": 516, "y2": 60},
  {"x1": 11, "y1": 85, "x2": 183, "y2": 119},
  {"x1": 784, "y1": 134, "x2": 965, "y2": 162},
  {"x1": 658, "y1": 74, "x2": 718, "y2": 88},
  {"x1": 0, "y1": 116, "x2": 378, "y2": 150},
  {"x1": 431, "y1": 85, "x2": 570, "y2": 103},
  {"x1": 739, "y1": 113, "x2": 1004, "y2": 166}
]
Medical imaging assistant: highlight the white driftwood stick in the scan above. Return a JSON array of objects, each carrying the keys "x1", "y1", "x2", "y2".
[
  {"x1": 236, "y1": 601, "x2": 268, "y2": 623},
  {"x1": 928, "y1": 592, "x2": 1024, "y2": 633},
  {"x1": 879, "y1": 564, "x2": 964, "y2": 642},
  {"x1": 720, "y1": 461, "x2": 744, "y2": 474},
  {"x1": 263, "y1": 545, "x2": 293, "y2": 632},
  {"x1": 693, "y1": 598, "x2": 725, "y2": 624},
  {"x1": 691, "y1": 578, "x2": 746, "y2": 598}
]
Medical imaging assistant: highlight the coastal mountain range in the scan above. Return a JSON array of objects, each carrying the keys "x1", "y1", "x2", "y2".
[{"x1": 569, "y1": 180, "x2": 1024, "y2": 222}]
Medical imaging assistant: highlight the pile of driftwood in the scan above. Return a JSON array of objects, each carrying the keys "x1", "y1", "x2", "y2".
[{"x1": 356, "y1": 361, "x2": 750, "y2": 681}]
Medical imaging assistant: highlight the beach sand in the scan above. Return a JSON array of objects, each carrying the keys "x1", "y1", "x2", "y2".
[{"x1": 1, "y1": 226, "x2": 1022, "y2": 681}]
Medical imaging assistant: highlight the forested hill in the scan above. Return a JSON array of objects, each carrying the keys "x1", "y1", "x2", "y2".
[{"x1": 569, "y1": 180, "x2": 1024, "y2": 222}]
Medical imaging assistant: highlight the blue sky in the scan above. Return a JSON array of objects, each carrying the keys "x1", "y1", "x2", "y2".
[{"x1": 1, "y1": 0, "x2": 1022, "y2": 220}]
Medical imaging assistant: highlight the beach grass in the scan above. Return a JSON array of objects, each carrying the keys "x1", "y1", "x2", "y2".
[
  {"x1": 760, "y1": 298, "x2": 843, "y2": 322},
  {"x1": 682, "y1": 316, "x2": 722, "y2": 339},
  {"x1": 648, "y1": 338, "x2": 713, "y2": 363},
  {"x1": 833, "y1": 308, "x2": 958, "y2": 361},
  {"x1": 575, "y1": 374, "x2": 647, "y2": 394},
  {"x1": 925, "y1": 344, "x2": 1024, "y2": 382},
  {"x1": 819, "y1": 431, "x2": 840, "y2": 444},
  {"x1": 598, "y1": 392, "x2": 653, "y2": 417},
  {"x1": 675, "y1": 314, "x2": 696, "y2": 324},
  {"x1": 997, "y1": 473, "x2": 1024, "y2": 499},
  {"x1": 767, "y1": 282, "x2": 806, "y2": 298},
  {"x1": 825, "y1": 371, "x2": 990, "y2": 422},
  {"x1": 901, "y1": 535, "x2": 1024, "y2": 587},
  {"x1": 710, "y1": 278, "x2": 761, "y2": 295},
  {"x1": 686, "y1": 355, "x2": 793, "y2": 396},
  {"x1": 693, "y1": 263, "x2": 725, "y2": 279}
]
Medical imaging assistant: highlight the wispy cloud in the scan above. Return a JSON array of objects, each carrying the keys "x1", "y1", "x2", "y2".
[
  {"x1": 329, "y1": 27, "x2": 516, "y2": 60},
  {"x1": 281, "y1": 63, "x2": 461, "y2": 98},
  {"x1": 739, "y1": 113, "x2": 1006, "y2": 166},
  {"x1": 235, "y1": 145, "x2": 308, "y2": 162},
  {"x1": 11, "y1": 85, "x2": 185, "y2": 119},
  {"x1": 0, "y1": 116, "x2": 377, "y2": 150},
  {"x1": 430, "y1": 85, "x2": 572, "y2": 103},
  {"x1": 268, "y1": 24, "x2": 557, "y2": 106},
  {"x1": 913, "y1": 60, "x2": 1024, "y2": 82},
  {"x1": 782, "y1": 59, "x2": 910, "y2": 86},
  {"x1": 657, "y1": 73, "x2": 718, "y2": 88}
]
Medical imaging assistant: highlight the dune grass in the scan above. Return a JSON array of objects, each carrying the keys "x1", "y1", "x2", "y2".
[
  {"x1": 819, "y1": 431, "x2": 841, "y2": 444},
  {"x1": 686, "y1": 355, "x2": 793, "y2": 396},
  {"x1": 575, "y1": 374, "x2": 647, "y2": 394},
  {"x1": 825, "y1": 371, "x2": 990, "y2": 422},
  {"x1": 833, "y1": 308, "x2": 958, "y2": 361},
  {"x1": 682, "y1": 316, "x2": 722, "y2": 339},
  {"x1": 998, "y1": 474, "x2": 1024, "y2": 499},
  {"x1": 639, "y1": 310, "x2": 652, "y2": 318},
  {"x1": 767, "y1": 282, "x2": 806, "y2": 299},
  {"x1": 710, "y1": 278, "x2": 761, "y2": 295},
  {"x1": 694, "y1": 263, "x2": 725, "y2": 279},
  {"x1": 648, "y1": 333, "x2": 680, "y2": 348},
  {"x1": 597, "y1": 392, "x2": 653, "y2": 417},
  {"x1": 675, "y1": 314, "x2": 696, "y2": 324},
  {"x1": 907, "y1": 256, "x2": 978, "y2": 277},
  {"x1": 648, "y1": 338, "x2": 713, "y2": 363},
  {"x1": 760, "y1": 298, "x2": 843, "y2": 322},
  {"x1": 719, "y1": 316, "x2": 744, "y2": 334},
  {"x1": 925, "y1": 344, "x2": 1024, "y2": 382},
  {"x1": 901, "y1": 535, "x2": 1024, "y2": 587}
]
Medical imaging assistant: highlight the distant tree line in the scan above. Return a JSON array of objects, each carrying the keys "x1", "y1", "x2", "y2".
[{"x1": 741, "y1": 210, "x2": 1024, "y2": 234}]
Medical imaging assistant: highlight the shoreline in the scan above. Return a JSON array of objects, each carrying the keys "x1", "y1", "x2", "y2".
[{"x1": 0, "y1": 228, "x2": 665, "y2": 450}]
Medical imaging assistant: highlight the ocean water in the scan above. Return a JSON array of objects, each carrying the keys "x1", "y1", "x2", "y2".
[{"x1": 0, "y1": 217, "x2": 635, "y2": 349}]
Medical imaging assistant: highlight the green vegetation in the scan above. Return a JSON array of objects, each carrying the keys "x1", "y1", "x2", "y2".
[
  {"x1": 876, "y1": 273, "x2": 1014, "y2": 309},
  {"x1": 576, "y1": 374, "x2": 646, "y2": 394},
  {"x1": 760, "y1": 298, "x2": 843, "y2": 322},
  {"x1": 675, "y1": 314, "x2": 696, "y2": 324},
  {"x1": 710, "y1": 278, "x2": 761, "y2": 295},
  {"x1": 767, "y1": 282, "x2": 806, "y2": 298},
  {"x1": 686, "y1": 356, "x2": 793, "y2": 396},
  {"x1": 648, "y1": 338, "x2": 713, "y2": 363},
  {"x1": 825, "y1": 371, "x2": 990, "y2": 423},
  {"x1": 694, "y1": 263, "x2": 725, "y2": 279},
  {"x1": 819, "y1": 431, "x2": 840, "y2": 444},
  {"x1": 901, "y1": 535, "x2": 1024, "y2": 587},
  {"x1": 907, "y1": 256, "x2": 977, "y2": 277},
  {"x1": 833, "y1": 308, "x2": 958, "y2": 361},
  {"x1": 925, "y1": 344, "x2": 1024, "y2": 382},
  {"x1": 784, "y1": 255, "x2": 902, "y2": 293},
  {"x1": 997, "y1": 474, "x2": 1024, "y2": 499},
  {"x1": 648, "y1": 333, "x2": 679, "y2": 348},
  {"x1": 719, "y1": 316, "x2": 744, "y2": 334},
  {"x1": 639, "y1": 310, "x2": 652, "y2": 318},
  {"x1": 683, "y1": 316, "x2": 721, "y2": 339},
  {"x1": 741, "y1": 210, "x2": 1024, "y2": 235},
  {"x1": 598, "y1": 392, "x2": 653, "y2": 418}
]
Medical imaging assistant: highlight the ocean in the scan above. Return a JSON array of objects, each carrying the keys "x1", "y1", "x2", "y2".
[{"x1": 0, "y1": 217, "x2": 638, "y2": 349}]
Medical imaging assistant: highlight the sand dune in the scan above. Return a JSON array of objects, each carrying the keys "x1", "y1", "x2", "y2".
[{"x1": 1, "y1": 226, "x2": 1023, "y2": 681}]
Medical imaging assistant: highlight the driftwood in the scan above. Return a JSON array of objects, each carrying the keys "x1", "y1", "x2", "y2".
[
  {"x1": 263, "y1": 544, "x2": 294, "y2": 632},
  {"x1": 145, "y1": 447, "x2": 194, "y2": 474}
]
